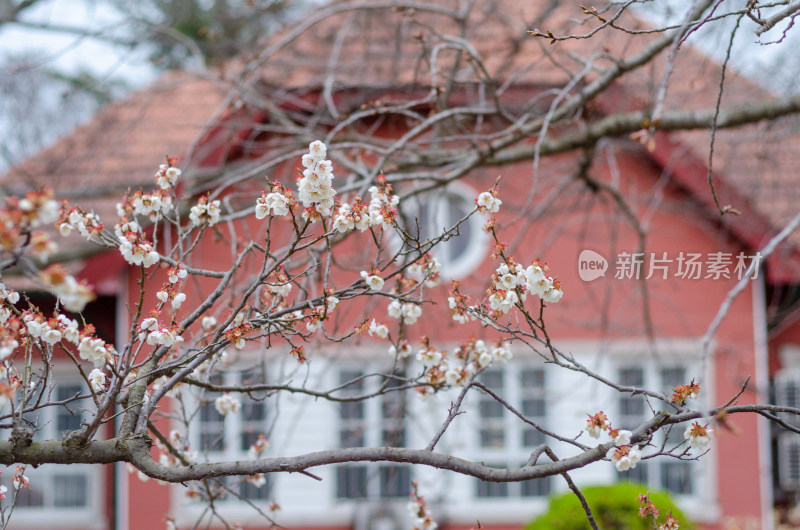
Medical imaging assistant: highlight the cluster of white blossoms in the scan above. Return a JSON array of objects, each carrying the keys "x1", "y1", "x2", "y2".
[
  {"x1": 78, "y1": 334, "x2": 116, "y2": 368},
  {"x1": 684, "y1": 422, "x2": 712, "y2": 451},
  {"x1": 24, "y1": 314, "x2": 66, "y2": 346},
  {"x1": 214, "y1": 392, "x2": 241, "y2": 416},
  {"x1": 414, "y1": 338, "x2": 512, "y2": 396},
  {"x1": 585, "y1": 411, "x2": 645, "y2": 472},
  {"x1": 387, "y1": 299, "x2": 423, "y2": 325},
  {"x1": 114, "y1": 189, "x2": 174, "y2": 224},
  {"x1": 331, "y1": 179, "x2": 400, "y2": 233},
  {"x1": 360, "y1": 270, "x2": 384, "y2": 291},
  {"x1": 88, "y1": 368, "x2": 106, "y2": 393},
  {"x1": 58, "y1": 206, "x2": 103, "y2": 239},
  {"x1": 18, "y1": 310, "x2": 112, "y2": 368},
  {"x1": 139, "y1": 316, "x2": 184, "y2": 349},
  {"x1": 408, "y1": 254, "x2": 441, "y2": 287},
  {"x1": 119, "y1": 237, "x2": 160, "y2": 268},
  {"x1": 523, "y1": 259, "x2": 564, "y2": 304},
  {"x1": 189, "y1": 196, "x2": 222, "y2": 227},
  {"x1": 368, "y1": 319, "x2": 389, "y2": 339},
  {"x1": 255, "y1": 184, "x2": 293, "y2": 219},
  {"x1": 607, "y1": 444, "x2": 642, "y2": 472},
  {"x1": 297, "y1": 140, "x2": 336, "y2": 219},
  {"x1": 38, "y1": 265, "x2": 95, "y2": 312},
  {"x1": 408, "y1": 483, "x2": 437, "y2": 530},
  {"x1": 156, "y1": 288, "x2": 186, "y2": 311},
  {"x1": 475, "y1": 189, "x2": 502, "y2": 215},
  {"x1": 19, "y1": 190, "x2": 59, "y2": 228},
  {"x1": 154, "y1": 162, "x2": 181, "y2": 190},
  {"x1": 448, "y1": 258, "x2": 563, "y2": 325}
]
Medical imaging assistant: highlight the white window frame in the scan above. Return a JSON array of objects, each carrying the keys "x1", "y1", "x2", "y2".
[
  {"x1": 612, "y1": 361, "x2": 708, "y2": 500},
  {"x1": 399, "y1": 180, "x2": 489, "y2": 280},
  {"x1": 333, "y1": 365, "x2": 412, "y2": 502},
  {"x1": 182, "y1": 367, "x2": 273, "y2": 509},
  {"x1": 1, "y1": 378, "x2": 104, "y2": 529},
  {"x1": 469, "y1": 361, "x2": 553, "y2": 501}
]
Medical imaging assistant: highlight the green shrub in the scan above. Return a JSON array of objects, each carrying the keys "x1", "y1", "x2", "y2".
[{"x1": 525, "y1": 482, "x2": 696, "y2": 530}]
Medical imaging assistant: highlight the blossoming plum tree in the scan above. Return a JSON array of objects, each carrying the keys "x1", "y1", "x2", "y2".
[{"x1": 4, "y1": 1, "x2": 800, "y2": 529}]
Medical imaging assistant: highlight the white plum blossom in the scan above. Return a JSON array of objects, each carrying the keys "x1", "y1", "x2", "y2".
[
  {"x1": 0, "y1": 284, "x2": 19, "y2": 305},
  {"x1": 488, "y1": 288, "x2": 518, "y2": 314},
  {"x1": 368, "y1": 319, "x2": 389, "y2": 339},
  {"x1": 119, "y1": 240, "x2": 160, "y2": 268},
  {"x1": 0, "y1": 338, "x2": 19, "y2": 361},
  {"x1": 607, "y1": 445, "x2": 642, "y2": 472},
  {"x1": 171, "y1": 293, "x2": 186, "y2": 310},
  {"x1": 78, "y1": 337, "x2": 114, "y2": 368},
  {"x1": 189, "y1": 197, "x2": 222, "y2": 227},
  {"x1": 201, "y1": 316, "x2": 217, "y2": 330},
  {"x1": 416, "y1": 347, "x2": 443, "y2": 367},
  {"x1": 613, "y1": 429, "x2": 632, "y2": 447},
  {"x1": 89, "y1": 369, "x2": 106, "y2": 392},
  {"x1": 684, "y1": 423, "x2": 712, "y2": 451},
  {"x1": 476, "y1": 190, "x2": 501, "y2": 214},
  {"x1": 360, "y1": 271, "x2": 384, "y2": 291},
  {"x1": 155, "y1": 164, "x2": 181, "y2": 189},
  {"x1": 255, "y1": 191, "x2": 291, "y2": 218},
  {"x1": 585, "y1": 412, "x2": 611, "y2": 439},
  {"x1": 387, "y1": 298, "x2": 423, "y2": 324},
  {"x1": 168, "y1": 267, "x2": 187, "y2": 283},
  {"x1": 214, "y1": 393, "x2": 241, "y2": 416},
  {"x1": 58, "y1": 315, "x2": 80, "y2": 344},
  {"x1": 297, "y1": 141, "x2": 336, "y2": 219},
  {"x1": 491, "y1": 342, "x2": 513, "y2": 362}
]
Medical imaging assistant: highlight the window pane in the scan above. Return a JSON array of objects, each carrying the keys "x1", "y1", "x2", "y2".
[
  {"x1": 521, "y1": 476, "x2": 551, "y2": 497},
  {"x1": 15, "y1": 485, "x2": 45, "y2": 507},
  {"x1": 199, "y1": 402, "x2": 226, "y2": 451},
  {"x1": 661, "y1": 367, "x2": 686, "y2": 390},
  {"x1": 481, "y1": 370, "x2": 503, "y2": 389},
  {"x1": 476, "y1": 479, "x2": 508, "y2": 498},
  {"x1": 523, "y1": 428, "x2": 545, "y2": 448},
  {"x1": 521, "y1": 369, "x2": 544, "y2": 388},
  {"x1": 480, "y1": 428, "x2": 505, "y2": 448},
  {"x1": 340, "y1": 401, "x2": 364, "y2": 420},
  {"x1": 379, "y1": 465, "x2": 410, "y2": 498},
  {"x1": 620, "y1": 368, "x2": 644, "y2": 387},
  {"x1": 341, "y1": 426, "x2": 365, "y2": 447},
  {"x1": 53, "y1": 474, "x2": 88, "y2": 507},
  {"x1": 522, "y1": 398, "x2": 545, "y2": 418},
  {"x1": 336, "y1": 465, "x2": 367, "y2": 499},
  {"x1": 661, "y1": 461, "x2": 693, "y2": 495},
  {"x1": 56, "y1": 384, "x2": 84, "y2": 435},
  {"x1": 479, "y1": 400, "x2": 503, "y2": 418}
]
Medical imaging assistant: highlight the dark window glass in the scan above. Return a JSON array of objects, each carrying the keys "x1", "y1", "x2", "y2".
[
  {"x1": 336, "y1": 465, "x2": 368, "y2": 499},
  {"x1": 476, "y1": 479, "x2": 508, "y2": 498},
  {"x1": 661, "y1": 461, "x2": 693, "y2": 495},
  {"x1": 379, "y1": 465, "x2": 411, "y2": 498},
  {"x1": 53, "y1": 474, "x2": 88, "y2": 507},
  {"x1": 521, "y1": 476, "x2": 551, "y2": 497}
]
